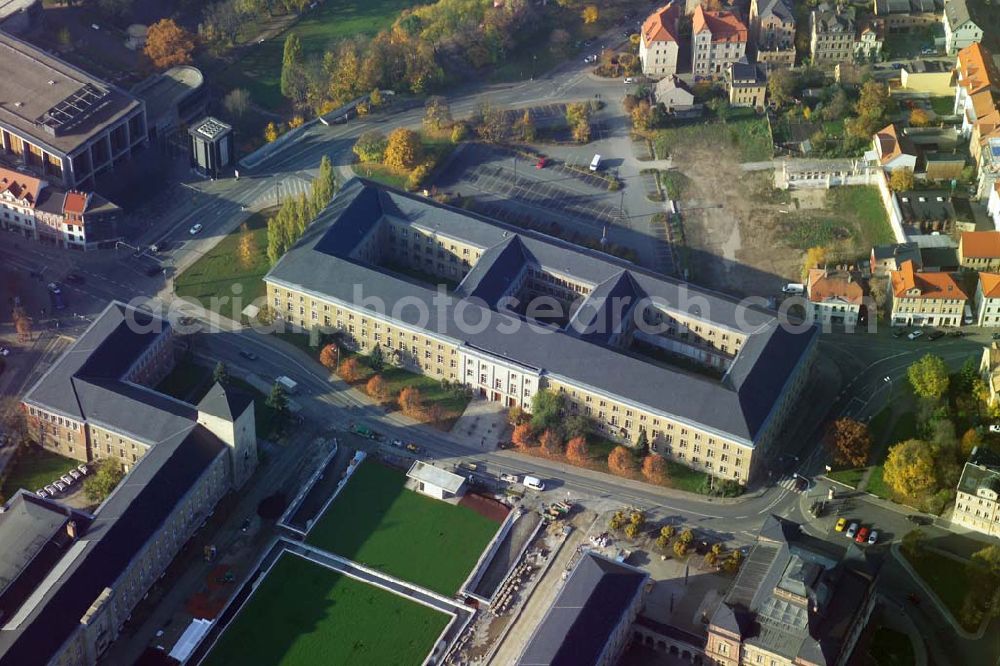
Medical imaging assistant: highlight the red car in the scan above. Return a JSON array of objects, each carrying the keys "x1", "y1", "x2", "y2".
[
  {"x1": 855, "y1": 526, "x2": 870, "y2": 544},
  {"x1": 535, "y1": 157, "x2": 549, "y2": 169}
]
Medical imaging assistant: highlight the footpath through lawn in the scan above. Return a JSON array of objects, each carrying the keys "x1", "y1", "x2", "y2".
[
  {"x1": 203, "y1": 552, "x2": 448, "y2": 666},
  {"x1": 306, "y1": 461, "x2": 500, "y2": 596}
]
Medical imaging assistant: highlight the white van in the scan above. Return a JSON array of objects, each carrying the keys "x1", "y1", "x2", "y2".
[
  {"x1": 589, "y1": 154, "x2": 601, "y2": 172},
  {"x1": 781, "y1": 283, "x2": 805, "y2": 295},
  {"x1": 964, "y1": 304, "x2": 973, "y2": 325},
  {"x1": 276, "y1": 375, "x2": 299, "y2": 394},
  {"x1": 523, "y1": 475, "x2": 545, "y2": 491}
]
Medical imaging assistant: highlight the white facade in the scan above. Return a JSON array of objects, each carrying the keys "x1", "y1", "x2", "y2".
[
  {"x1": 809, "y1": 299, "x2": 861, "y2": 326},
  {"x1": 989, "y1": 183, "x2": 1000, "y2": 229},
  {"x1": 640, "y1": 38, "x2": 681, "y2": 77},
  {"x1": 976, "y1": 279, "x2": 1000, "y2": 327},
  {"x1": 458, "y1": 346, "x2": 540, "y2": 409},
  {"x1": 943, "y1": 0, "x2": 983, "y2": 54}
]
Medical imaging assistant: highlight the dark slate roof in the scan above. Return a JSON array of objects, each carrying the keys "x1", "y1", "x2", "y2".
[
  {"x1": 568, "y1": 271, "x2": 643, "y2": 344},
  {"x1": 872, "y1": 242, "x2": 921, "y2": 264},
  {"x1": 710, "y1": 516, "x2": 881, "y2": 666},
  {"x1": 197, "y1": 382, "x2": 253, "y2": 422},
  {"x1": 730, "y1": 57, "x2": 765, "y2": 84},
  {"x1": 957, "y1": 447, "x2": 1000, "y2": 495},
  {"x1": 517, "y1": 552, "x2": 648, "y2": 665},
  {"x1": 756, "y1": 0, "x2": 795, "y2": 23},
  {"x1": 265, "y1": 179, "x2": 818, "y2": 444},
  {"x1": 0, "y1": 426, "x2": 226, "y2": 666}
]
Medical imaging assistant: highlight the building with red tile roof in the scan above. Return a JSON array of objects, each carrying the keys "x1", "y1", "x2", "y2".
[
  {"x1": 871, "y1": 123, "x2": 917, "y2": 172},
  {"x1": 806, "y1": 268, "x2": 864, "y2": 326},
  {"x1": 640, "y1": 2, "x2": 682, "y2": 76},
  {"x1": 692, "y1": 5, "x2": 748, "y2": 77},
  {"x1": 954, "y1": 43, "x2": 1000, "y2": 143},
  {"x1": 975, "y1": 272, "x2": 1000, "y2": 326},
  {"x1": 0, "y1": 165, "x2": 119, "y2": 250},
  {"x1": 960, "y1": 231, "x2": 1000, "y2": 270},
  {"x1": 889, "y1": 260, "x2": 966, "y2": 326}
]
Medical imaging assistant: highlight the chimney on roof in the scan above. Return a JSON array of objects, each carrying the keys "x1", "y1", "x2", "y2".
[{"x1": 66, "y1": 520, "x2": 77, "y2": 540}]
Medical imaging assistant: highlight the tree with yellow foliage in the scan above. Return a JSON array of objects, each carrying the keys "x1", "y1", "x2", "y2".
[
  {"x1": 384, "y1": 128, "x2": 423, "y2": 170},
  {"x1": 883, "y1": 439, "x2": 937, "y2": 499},
  {"x1": 581, "y1": 5, "x2": 599, "y2": 23},
  {"x1": 801, "y1": 246, "x2": 827, "y2": 281},
  {"x1": 889, "y1": 168, "x2": 915, "y2": 191},
  {"x1": 264, "y1": 122, "x2": 279, "y2": 143}
]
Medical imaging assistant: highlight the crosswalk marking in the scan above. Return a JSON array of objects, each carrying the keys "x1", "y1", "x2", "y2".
[{"x1": 777, "y1": 475, "x2": 804, "y2": 492}]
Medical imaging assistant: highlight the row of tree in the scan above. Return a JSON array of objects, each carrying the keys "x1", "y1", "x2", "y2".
[{"x1": 265, "y1": 155, "x2": 336, "y2": 264}]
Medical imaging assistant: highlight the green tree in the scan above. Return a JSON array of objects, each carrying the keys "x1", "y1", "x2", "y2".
[
  {"x1": 213, "y1": 361, "x2": 230, "y2": 386},
  {"x1": 267, "y1": 382, "x2": 289, "y2": 418},
  {"x1": 884, "y1": 439, "x2": 937, "y2": 499},
  {"x1": 908, "y1": 354, "x2": 949, "y2": 400},
  {"x1": 84, "y1": 459, "x2": 125, "y2": 502},
  {"x1": 530, "y1": 389, "x2": 564, "y2": 430},
  {"x1": 353, "y1": 131, "x2": 388, "y2": 163},
  {"x1": 515, "y1": 109, "x2": 536, "y2": 142},
  {"x1": 311, "y1": 155, "x2": 336, "y2": 212},
  {"x1": 424, "y1": 96, "x2": 452, "y2": 130},
  {"x1": 280, "y1": 33, "x2": 307, "y2": 103},
  {"x1": 768, "y1": 68, "x2": 797, "y2": 107},
  {"x1": 636, "y1": 429, "x2": 649, "y2": 449},
  {"x1": 370, "y1": 343, "x2": 384, "y2": 371},
  {"x1": 624, "y1": 522, "x2": 640, "y2": 539}
]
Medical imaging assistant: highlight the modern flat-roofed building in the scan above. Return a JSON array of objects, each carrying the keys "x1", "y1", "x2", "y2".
[
  {"x1": 0, "y1": 31, "x2": 147, "y2": 189},
  {"x1": 4, "y1": 301, "x2": 259, "y2": 665},
  {"x1": 265, "y1": 179, "x2": 818, "y2": 484},
  {"x1": 706, "y1": 515, "x2": 881, "y2": 666},
  {"x1": 515, "y1": 552, "x2": 649, "y2": 666}
]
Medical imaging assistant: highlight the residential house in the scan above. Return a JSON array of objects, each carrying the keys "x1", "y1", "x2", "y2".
[
  {"x1": 871, "y1": 241, "x2": 922, "y2": 275},
  {"x1": 959, "y1": 230, "x2": 1000, "y2": 270},
  {"x1": 975, "y1": 272, "x2": 1000, "y2": 326},
  {"x1": 727, "y1": 58, "x2": 767, "y2": 109},
  {"x1": 981, "y1": 344, "x2": 1000, "y2": 405},
  {"x1": 855, "y1": 20, "x2": 885, "y2": 62},
  {"x1": 952, "y1": 43, "x2": 1000, "y2": 142},
  {"x1": 265, "y1": 178, "x2": 819, "y2": 485},
  {"x1": 953, "y1": 447, "x2": 1000, "y2": 538},
  {"x1": 871, "y1": 123, "x2": 918, "y2": 172},
  {"x1": 749, "y1": 0, "x2": 796, "y2": 70},
  {"x1": 810, "y1": 3, "x2": 857, "y2": 66},
  {"x1": 654, "y1": 75, "x2": 697, "y2": 113},
  {"x1": 899, "y1": 60, "x2": 955, "y2": 97},
  {"x1": 889, "y1": 259, "x2": 966, "y2": 326},
  {"x1": 0, "y1": 166, "x2": 120, "y2": 250},
  {"x1": 989, "y1": 182, "x2": 1000, "y2": 229},
  {"x1": 875, "y1": 0, "x2": 942, "y2": 32},
  {"x1": 640, "y1": 2, "x2": 682, "y2": 77},
  {"x1": 943, "y1": 0, "x2": 983, "y2": 55},
  {"x1": 979, "y1": 134, "x2": 1000, "y2": 201},
  {"x1": 806, "y1": 268, "x2": 865, "y2": 326},
  {"x1": 706, "y1": 515, "x2": 881, "y2": 666},
  {"x1": 692, "y1": 5, "x2": 749, "y2": 77}
]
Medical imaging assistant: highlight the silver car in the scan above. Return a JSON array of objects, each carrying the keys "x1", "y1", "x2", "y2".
[{"x1": 846, "y1": 522, "x2": 859, "y2": 539}]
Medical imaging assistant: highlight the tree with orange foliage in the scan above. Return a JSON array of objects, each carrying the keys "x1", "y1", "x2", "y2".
[
  {"x1": 512, "y1": 423, "x2": 535, "y2": 449},
  {"x1": 319, "y1": 343, "x2": 339, "y2": 370},
  {"x1": 338, "y1": 357, "x2": 362, "y2": 383},
  {"x1": 365, "y1": 375, "x2": 388, "y2": 402},
  {"x1": 540, "y1": 429, "x2": 563, "y2": 456},
  {"x1": 608, "y1": 445, "x2": 636, "y2": 477},
  {"x1": 909, "y1": 108, "x2": 932, "y2": 127},
  {"x1": 566, "y1": 436, "x2": 589, "y2": 465},
  {"x1": 641, "y1": 455, "x2": 668, "y2": 485},
  {"x1": 144, "y1": 19, "x2": 196, "y2": 70},
  {"x1": 425, "y1": 403, "x2": 444, "y2": 425},
  {"x1": 398, "y1": 386, "x2": 424, "y2": 417}
]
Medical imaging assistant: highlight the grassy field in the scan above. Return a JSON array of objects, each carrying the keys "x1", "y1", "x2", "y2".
[
  {"x1": 203, "y1": 552, "x2": 448, "y2": 666},
  {"x1": 903, "y1": 547, "x2": 975, "y2": 630},
  {"x1": 306, "y1": 461, "x2": 499, "y2": 595},
  {"x1": 653, "y1": 110, "x2": 773, "y2": 163},
  {"x1": 782, "y1": 186, "x2": 893, "y2": 254},
  {"x1": 827, "y1": 467, "x2": 865, "y2": 488},
  {"x1": 828, "y1": 407, "x2": 915, "y2": 495},
  {"x1": 866, "y1": 625, "x2": 915, "y2": 666},
  {"x1": 156, "y1": 359, "x2": 214, "y2": 402},
  {"x1": 220, "y1": 0, "x2": 417, "y2": 109},
  {"x1": 355, "y1": 134, "x2": 457, "y2": 191},
  {"x1": 174, "y1": 211, "x2": 273, "y2": 319},
  {"x1": 1, "y1": 447, "x2": 80, "y2": 497},
  {"x1": 930, "y1": 96, "x2": 955, "y2": 117}
]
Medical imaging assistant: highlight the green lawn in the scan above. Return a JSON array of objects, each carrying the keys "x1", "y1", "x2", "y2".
[
  {"x1": 156, "y1": 359, "x2": 214, "y2": 402},
  {"x1": 203, "y1": 552, "x2": 448, "y2": 666},
  {"x1": 665, "y1": 460, "x2": 711, "y2": 493},
  {"x1": 930, "y1": 97, "x2": 955, "y2": 117},
  {"x1": 827, "y1": 467, "x2": 865, "y2": 489},
  {"x1": 781, "y1": 186, "x2": 892, "y2": 254},
  {"x1": 653, "y1": 110, "x2": 773, "y2": 163},
  {"x1": 306, "y1": 461, "x2": 500, "y2": 595},
  {"x1": 220, "y1": 0, "x2": 418, "y2": 109},
  {"x1": 174, "y1": 211, "x2": 274, "y2": 320},
  {"x1": 1, "y1": 446, "x2": 80, "y2": 497},
  {"x1": 903, "y1": 547, "x2": 976, "y2": 631},
  {"x1": 866, "y1": 625, "x2": 915, "y2": 666}
]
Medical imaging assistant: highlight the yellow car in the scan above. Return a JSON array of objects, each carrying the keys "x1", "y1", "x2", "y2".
[{"x1": 835, "y1": 518, "x2": 847, "y2": 532}]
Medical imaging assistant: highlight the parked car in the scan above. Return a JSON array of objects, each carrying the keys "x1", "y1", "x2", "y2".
[
  {"x1": 845, "y1": 522, "x2": 859, "y2": 539},
  {"x1": 46, "y1": 282, "x2": 61, "y2": 295},
  {"x1": 189, "y1": 223, "x2": 204, "y2": 235},
  {"x1": 907, "y1": 330, "x2": 923, "y2": 340},
  {"x1": 835, "y1": 517, "x2": 848, "y2": 532},
  {"x1": 54, "y1": 481, "x2": 66, "y2": 492},
  {"x1": 523, "y1": 475, "x2": 546, "y2": 491},
  {"x1": 77, "y1": 464, "x2": 88, "y2": 475},
  {"x1": 867, "y1": 530, "x2": 878, "y2": 545},
  {"x1": 892, "y1": 328, "x2": 907, "y2": 338},
  {"x1": 535, "y1": 157, "x2": 549, "y2": 169},
  {"x1": 36, "y1": 489, "x2": 47, "y2": 498},
  {"x1": 44, "y1": 484, "x2": 57, "y2": 495},
  {"x1": 69, "y1": 470, "x2": 81, "y2": 480},
  {"x1": 948, "y1": 330, "x2": 965, "y2": 337},
  {"x1": 907, "y1": 514, "x2": 932, "y2": 525},
  {"x1": 624, "y1": 77, "x2": 635, "y2": 84},
  {"x1": 238, "y1": 350, "x2": 259, "y2": 361},
  {"x1": 0, "y1": 347, "x2": 9, "y2": 357},
  {"x1": 64, "y1": 273, "x2": 84, "y2": 285},
  {"x1": 391, "y1": 439, "x2": 404, "y2": 448},
  {"x1": 405, "y1": 442, "x2": 423, "y2": 454},
  {"x1": 927, "y1": 329, "x2": 944, "y2": 340},
  {"x1": 855, "y1": 526, "x2": 870, "y2": 544},
  {"x1": 992, "y1": 332, "x2": 1000, "y2": 341}
]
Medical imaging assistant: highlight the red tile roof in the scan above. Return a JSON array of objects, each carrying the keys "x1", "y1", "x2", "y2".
[
  {"x1": 956, "y1": 43, "x2": 999, "y2": 97},
  {"x1": 981, "y1": 273, "x2": 1000, "y2": 299},
  {"x1": 62, "y1": 191, "x2": 89, "y2": 216},
  {"x1": 692, "y1": 6, "x2": 748, "y2": 43},
  {"x1": 807, "y1": 269, "x2": 864, "y2": 305},
  {"x1": 890, "y1": 260, "x2": 965, "y2": 300},
  {"x1": 642, "y1": 2, "x2": 681, "y2": 44},
  {"x1": 962, "y1": 231, "x2": 1000, "y2": 258},
  {"x1": 873, "y1": 123, "x2": 915, "y2": 165},
  {"x1": 0, "y1": 167, "x2": 44, "y2": 207}
]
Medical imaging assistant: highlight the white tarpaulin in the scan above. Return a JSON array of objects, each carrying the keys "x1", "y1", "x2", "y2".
[{"x1": 168, "y1": 617, "x2": 213, "y2": 663}]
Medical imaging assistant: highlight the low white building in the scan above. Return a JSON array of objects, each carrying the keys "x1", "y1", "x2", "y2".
[{"x1": 407, "y1": 460, "x2": 466, "y2": 500}]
